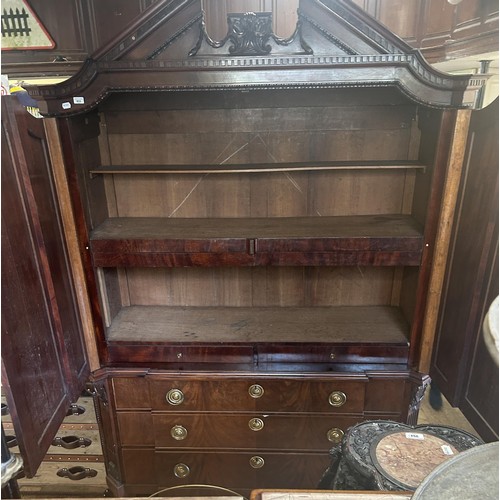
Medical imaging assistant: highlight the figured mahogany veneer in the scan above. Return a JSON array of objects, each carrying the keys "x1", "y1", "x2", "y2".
[
  {"x1": 90, "y1": 215, "x2": 423, "y2": 267},
  {"x1": 104, "y1": 305, "x2": 409, "y2": 365}
]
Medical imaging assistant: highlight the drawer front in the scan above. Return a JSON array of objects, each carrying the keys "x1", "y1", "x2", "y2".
[
  {"x1": 121, "y1": 449, "x2": 331, "y2": 490},
  {"x1": 148, "y1": 377, "x2": 366, "y2": 413},
  {"x1": 7, "y1": 429, "x2": 102, "y2": 457},
  {"x1": 118, "y1": 412, "x2": 357, "y2": 450},
  {"x1": 18, "y1": 461, "x2": 107, "y2": 486},
  {"x1": 113, "y1": 377, "x2": 150, "y2": 409}
]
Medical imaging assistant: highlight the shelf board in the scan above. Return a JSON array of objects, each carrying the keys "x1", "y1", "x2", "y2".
[
  {"x1": 90, "y1": 215, "x2": 424, "y2": 267},
  {"x1": 89, "y1": 160, "x2": 426, "y2": 176},
  {"x1": 105, "y1": 305, "x2": 410, "y2": 365}
]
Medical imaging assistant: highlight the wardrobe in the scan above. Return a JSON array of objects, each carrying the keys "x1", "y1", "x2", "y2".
[{"x1": 2, "y1": 0, "x2": 474, "y2": 496}]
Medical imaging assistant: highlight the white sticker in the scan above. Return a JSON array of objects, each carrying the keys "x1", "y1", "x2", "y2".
[
  {"x1": 441, "y1": 445, "x2": 454, "y2": 455},
  {"x1": 73, "y1": 96, "x2": 84, "y2": 104},
  {"x1": 1, "y1": 75, "x2": 10, "y2": 95},
  {"x1": 62, "y1": 102, "x2": 71, "y2": 109},
  {"x1": 405, "y1": 432, "x2": 425, "y2": 440}
]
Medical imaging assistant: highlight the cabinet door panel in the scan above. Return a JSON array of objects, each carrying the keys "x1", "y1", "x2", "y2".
[{"x1": 1, "y1": 97, "x2": 89, "y2": 476}]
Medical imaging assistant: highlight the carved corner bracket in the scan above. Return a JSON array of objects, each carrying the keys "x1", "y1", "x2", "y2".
[{"x1": 189, "y1": 11, "x2": 312, "y2": 57}]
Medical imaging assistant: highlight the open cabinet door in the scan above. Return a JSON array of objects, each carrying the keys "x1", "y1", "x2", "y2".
[
  {"x1": 1, "y1": 97, "x2": 90, "y2": 477},
  {"x1": 431, "y1": 98, "x2": 499, "y2": 441}
]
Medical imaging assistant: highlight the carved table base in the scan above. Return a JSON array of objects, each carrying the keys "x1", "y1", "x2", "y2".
[{"x1": 319, "y1": 420, "x2": 483, "y2": 491}]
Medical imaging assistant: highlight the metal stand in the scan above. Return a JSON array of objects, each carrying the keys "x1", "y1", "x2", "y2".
[{"x1": 1, "y1": 421, "x2": 23, "y2": 498}]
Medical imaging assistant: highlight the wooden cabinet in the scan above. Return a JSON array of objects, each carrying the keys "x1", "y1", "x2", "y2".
[
  {"x1": 2, "y1": 0, "x2": 475, "y2": 496},
  {"x1": 94, "y1": 372, "x2": 412, "y2": 495}
]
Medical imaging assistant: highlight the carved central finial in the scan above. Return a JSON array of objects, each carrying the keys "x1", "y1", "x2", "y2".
[
  {"x1": 227, "y1": 12, "x2": 273, "y2": 55},
  {"x1": 188, "y1": 11, "x2": 312, "y2": 57}
]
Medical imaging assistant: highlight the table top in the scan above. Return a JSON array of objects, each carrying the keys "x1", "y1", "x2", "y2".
[{"x1": 251, "y1": 490, "x2": 412, "y2": 500}]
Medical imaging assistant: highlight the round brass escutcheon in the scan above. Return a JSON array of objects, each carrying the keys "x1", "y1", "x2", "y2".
[
  {"x1": 249, "y1": 456, "x2": 265, "y2": 469},
  {"x1": 327, "y1": 427, "x2": 345, "y2": 444},
  {"x1": 248, "y1": 417, "x2": 264, "y2": 431},
  {"x1": 166, "y1": 388, "x2": 184, "y2": 406},
  {"x1": 328, "y1": 391, "x2": 347, "y2": 407},
  {"x1": 248, "y1": 384, "x2": 264, "y2": 398},
  {"x1": 173, "y1": 463, "x2": 190, "y2": 478},
  {"x1": 171, "y1": 425, "x2": 188, "y2": 441}
]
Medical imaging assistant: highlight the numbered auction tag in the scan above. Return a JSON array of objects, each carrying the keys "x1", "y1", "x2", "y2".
[
  {"x1": 441, "y1": 444, "x2": 454, "y2": 455},
  {"x1": 405, "y1": 432, "x2": 425, "y2": 440}
]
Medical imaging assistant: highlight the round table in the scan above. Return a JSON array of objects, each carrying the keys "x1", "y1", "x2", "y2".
[
  {"x1": 413, "y1": 441, "x2": 499, "y2": 499},
  {"x1": 319, "y1": 420, "x2": 483, "y2": 491}
]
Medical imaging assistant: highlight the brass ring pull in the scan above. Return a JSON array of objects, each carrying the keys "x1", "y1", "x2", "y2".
[
  {"x1": 173, "y1": 463, "x2": 190, "y2": 478},
  {"x1": 56, "y1": 466, "x2": 98, "y2": 481},
  {"x1": 328, "y1": 391, "x2": 347, "y2": 407},
  {"x1": 66, "y1": 404, "x2": 86, "y2": 416},
  {"x1": 249, "y1": 456, "x2": 265, "y2": 469},
  {"x1": 327, "y1": 427, "x2": 345, "y2": 444},
  {"x1": 171, "y1": 425, "x2": 188, "y2": 441},
  {"x1": 248, "y1": 384, "x2": 264, "y2": 398},
  {"x1": 52, "y1": 435, "x2": 92, "y2": 449},
  {"x1": 166, "y1": 389, "x2": 184, "y2": 406},
  {"x1": 248, "y1": 417, "x2": 264, "y2": 431}
]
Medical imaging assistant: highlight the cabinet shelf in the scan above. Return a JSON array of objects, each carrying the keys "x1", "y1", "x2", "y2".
[
  {"x1": 105, "y1": 305, "x2": 410, "y2": 365},
  {"x1": 90, "y1": 215, "x2": 423, "y2": 267},
  {"x1": 89, "y1": 160, "x2": 426, "y2": 176}
]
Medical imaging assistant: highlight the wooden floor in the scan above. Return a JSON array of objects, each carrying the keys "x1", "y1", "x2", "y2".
[{"x1": 417, "y1": 387, "x2": 480, "y2": 438}]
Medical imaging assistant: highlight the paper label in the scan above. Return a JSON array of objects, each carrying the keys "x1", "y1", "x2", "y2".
[
  {"x1": 1, "y1": 75, "x2": 10, "y2": 95},
  {"x1": 62, "y1": 101, "x2": 71, "y2": 109},
  {"x1": 441, "y1": 445, "x2": 454, "y2": 455},
  {"x1": 405, "y1": 432, "x2": 425, "y2": 440},
  {"x1": 73, "y1": 96, "x2": 84, "y2": 104}
]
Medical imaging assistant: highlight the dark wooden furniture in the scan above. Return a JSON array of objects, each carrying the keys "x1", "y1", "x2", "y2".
[
  {"x1": 2, "y1": 0, "x2": 497, "y2": 79},
  {"x1": 318, "y1": 421, "x2": 482, "y2": 491},
  {"x1": 431, "y1": 99, "x2": 499, "y2": 442},
  {"x1": 2, "y1": 0, "x2": 477, "y2": 496}
]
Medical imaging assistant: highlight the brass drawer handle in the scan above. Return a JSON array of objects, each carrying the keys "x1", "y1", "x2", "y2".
[
  {"x1": 249, "y1": 384, "x2": 264, "y2": 398},
  {"x1": 56, "y1": 466, "x2": 98, "y2": 481},
  {"x1": 171, "y1": 425, "x2": 188, "y2": 441},
  {"x1": 328, "y1": 391, "x2": 347, "y2": 407},
  {"x1": 66, "y1": 404, "x2": 86, "y2": 416},
  {"x1": 166, "y1": 389, "x2": 184, "y2": 406},
  {"x1": 52, "y1": 435, "x2": 92, "y2": 449},
  {"x1": 327, "y1": 427, "x2": 345, "y2": 444},
  {"x1": 173, "y1": 463, "x2": 190, "y2": 478},
  {"x1": 248, "y1": 417, "x2": 264, "y2": 431},
  {"x1": 249, "y1": 456, "x2": 265, "y2": 469}
]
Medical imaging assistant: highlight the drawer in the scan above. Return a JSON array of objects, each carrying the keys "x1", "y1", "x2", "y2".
[
  {"x1": 63, "y1": 397, "x2": 98, "y2": 424},
  {"x1": 48, "y1": 429, "x2": 102, "y2": 456},
  {"x1": 1, "y1": 395, "x2": 97, "y2": 424},
  {"x1": 18, "y1": 460, "x2": 107, "y2": 487},
  {"x1": 147, "y1": 376, "x2": 366, "y2": 413},
  {"x1": 117, "y1": 412, "x2": 358, "y2": 450},
  {"x1": 112, "y1": 377, "x2": 150, "y2": 409},
  {"x1": 6, "y1": 428, "x2": 102, "y2": 457},
  {"x1": 121, "y1": 449, "x2": 331, "y2": 490}
]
